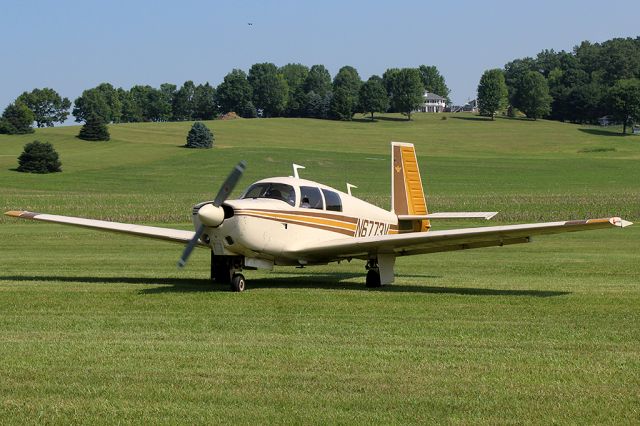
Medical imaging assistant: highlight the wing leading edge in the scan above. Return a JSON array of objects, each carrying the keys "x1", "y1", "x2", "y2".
[
  {"x1": 287, "y1": 217, "x2": 632, "y2": 262},
  {"x1": 4, "y1": 210, "x2": 201, "y2": 246}
]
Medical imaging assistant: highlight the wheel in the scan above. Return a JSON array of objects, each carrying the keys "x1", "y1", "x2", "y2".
[
  {"x1": 230, "y1": 273, "x2": 246, "y2": 292},
  {"x1": 365, "y1": 268, "x2": 381, "y2": 288}
]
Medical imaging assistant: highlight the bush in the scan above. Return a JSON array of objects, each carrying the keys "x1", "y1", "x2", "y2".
[
  {"x1": 185, "y1": 122, "x2": 214, "y2": 148},
  {"x1": 17, "y1": 141, "x2": 62, "y2": 174},
  {"x1": 78, "y1": 114, "x2": 110, "y2": 141}
]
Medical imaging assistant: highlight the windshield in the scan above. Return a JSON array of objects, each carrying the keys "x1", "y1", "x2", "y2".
[{"x1": 242, "y1": 183, "x2": 296, "y2": 207}]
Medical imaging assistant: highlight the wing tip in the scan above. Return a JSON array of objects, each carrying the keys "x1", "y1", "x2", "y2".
[
  {"x1": 5, "y1": 210, "x2": 28, "y2": 218},
  {"x1": 610, "y1": 217, "x2": 633, "y2": 228}
]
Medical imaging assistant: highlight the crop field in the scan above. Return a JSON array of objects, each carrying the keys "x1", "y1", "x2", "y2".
[{"x1": 1, "y1": 114, "x2": 639, "y2": 423}]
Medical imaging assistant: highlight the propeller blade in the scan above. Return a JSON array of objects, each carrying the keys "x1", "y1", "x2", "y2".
[
  {"x1": 178, "y1": 161, "x2": 246, "y2": 269},
  {"x1": 213, "y1": 161, "x2": 247, "y2": 207},
  {"x1": 178, "y1": 224, "x2": 205, "y2": 268}
]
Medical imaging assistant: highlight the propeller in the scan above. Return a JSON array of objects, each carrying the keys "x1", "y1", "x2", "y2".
[{"x1": 177, "y1": 161, "x2": 246, "y2": 268}]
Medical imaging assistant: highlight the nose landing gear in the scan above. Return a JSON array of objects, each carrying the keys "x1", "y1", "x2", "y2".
[{"x1": 211, "y1": 252, "x2": 247, "y2": 292}]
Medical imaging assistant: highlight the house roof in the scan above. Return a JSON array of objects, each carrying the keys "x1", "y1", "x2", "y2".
[{"x1": 424, "y1": 92, "x2": 446, "y2": 101}]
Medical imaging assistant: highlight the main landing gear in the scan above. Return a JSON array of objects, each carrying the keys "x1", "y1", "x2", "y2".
[
  {"x1": 211, "y1": 252, "x2": 246, "y2": 292},
  {"x1": 365, "y1": 259, "x2": 382, "y2": 288}
]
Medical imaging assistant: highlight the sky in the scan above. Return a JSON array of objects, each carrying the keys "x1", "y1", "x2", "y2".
[{"x1": 1, "y1": 0, "x2": 639, "y2": 114}]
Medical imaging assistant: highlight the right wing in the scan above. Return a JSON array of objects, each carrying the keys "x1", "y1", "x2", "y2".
[
  {"x1": 5, "y1": 210, "x2": 202, "y2": 246},
  {"x1": 286, "y1": 217, "x2": 632, "y2": 262}
]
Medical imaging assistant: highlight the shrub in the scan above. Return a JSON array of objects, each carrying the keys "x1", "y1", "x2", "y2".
[
  {"x1": 78, "y1": 114, "x2": 110, "y2": 141},
  {"x1": 185, "y1": 122, "x2": 214, "y2": 148},
  {"x1": 17, "y1": 141, "x2": 62, "y2": 174}
]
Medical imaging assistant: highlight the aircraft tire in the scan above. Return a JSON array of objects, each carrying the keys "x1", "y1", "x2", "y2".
[
  {"x1": 365, "y1": 269, "x2": 382, "y2": 288},
  {"x1": 231, "y1": 273, "x2": 246, "y2": 292}
]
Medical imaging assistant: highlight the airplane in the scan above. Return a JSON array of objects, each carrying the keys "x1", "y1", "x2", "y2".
[{"x1": 5, "y1": 141, "x2": 633, "y2": 292}]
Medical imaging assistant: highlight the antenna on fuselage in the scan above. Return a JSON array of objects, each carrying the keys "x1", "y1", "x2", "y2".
[
  {"x1": 292, "y1": 164, "x2": 305, "y2": 179},
  {"x1": 346, "y1": 183, "x2": 357, "y2": 196}
]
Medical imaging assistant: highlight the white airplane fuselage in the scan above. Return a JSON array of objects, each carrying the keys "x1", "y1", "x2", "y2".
[{"x1": 195, "y1": 176, "x2": 398, "y2": 267}]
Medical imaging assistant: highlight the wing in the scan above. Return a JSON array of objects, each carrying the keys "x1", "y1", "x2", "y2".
[
  {"x1": 287, "y1": 217, "x2": 632, "y2": 262},
  {"x1": 5, "y1": 210, "x2": 203, "y2": 246}
]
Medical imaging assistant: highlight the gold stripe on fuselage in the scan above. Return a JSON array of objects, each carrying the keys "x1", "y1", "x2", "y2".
[{"x1": 235, "y1": 209, "x2": 398, "y2": 237}]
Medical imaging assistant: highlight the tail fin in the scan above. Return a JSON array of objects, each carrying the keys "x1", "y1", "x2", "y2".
[{"x1": 391, "y1": 142, "x2": 430, "y2": 232}]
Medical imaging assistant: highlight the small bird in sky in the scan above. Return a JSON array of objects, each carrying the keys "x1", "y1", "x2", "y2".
[{"x1": 248, "y1": 22, "x2": 253, "y2": 26}]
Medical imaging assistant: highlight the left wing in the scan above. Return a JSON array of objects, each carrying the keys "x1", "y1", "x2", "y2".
[
  {"x1": 286, "y1": 217, "x2": 632, "y2": 262},
  {"x1": 4, "y1": 210, "x2": 201, "y2": 246}
]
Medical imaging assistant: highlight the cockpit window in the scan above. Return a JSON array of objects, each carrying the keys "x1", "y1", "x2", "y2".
[
  {"x1": 242, "y1": 183, "x2": 296, "y2": 207},
  {"x1": 322, "y1": 189, "x2": 342, "y2": 212},
  {"x1": 299, "y1": 186, "x2": 324, "y2": 209}
]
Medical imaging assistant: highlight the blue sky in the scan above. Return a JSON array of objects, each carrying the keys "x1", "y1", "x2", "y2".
[{"x1": 1, "y1": 0, "x2": 639, "y2": 112}]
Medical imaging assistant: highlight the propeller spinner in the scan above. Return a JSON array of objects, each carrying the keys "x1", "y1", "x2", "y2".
[{"x1": 177, "y1": 161, "x2": 246, "y2": 268}]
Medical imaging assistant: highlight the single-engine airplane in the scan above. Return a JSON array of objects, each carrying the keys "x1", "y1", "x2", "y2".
[{"x1": 5, "y1": 142, "x2": 632, "y2": 292}]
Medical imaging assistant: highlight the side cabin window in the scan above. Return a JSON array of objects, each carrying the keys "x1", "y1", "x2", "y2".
[
  {"x1": 299, "y1": 186, "x2": 324, "y2": 209},
  {"x1": 242, "y1": 183, "x2": 296, "y2": 207},
  {"x1": 322, "y1": 189, "x2": 342, "y2": 212}
]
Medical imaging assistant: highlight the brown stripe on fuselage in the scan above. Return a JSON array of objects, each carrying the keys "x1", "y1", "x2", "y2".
[
  {"x1": 235, "y1": 212, "x2": 355, "y2": 237},
  {"x1": 236, "y1": 208, "x2": 359, "y2": 224},
  {"x1": 239, "y1": 210, "x2": 357, "y2": 231}
]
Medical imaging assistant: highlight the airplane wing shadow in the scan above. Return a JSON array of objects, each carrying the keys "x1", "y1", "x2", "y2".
[{"x1": 0, "y1": 274, "x2": 571, "y2": 297}]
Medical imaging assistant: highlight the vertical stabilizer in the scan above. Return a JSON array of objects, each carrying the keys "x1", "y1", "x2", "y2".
[{"x1": 391, "y1": 142, "x2": 430, "y2": 232}]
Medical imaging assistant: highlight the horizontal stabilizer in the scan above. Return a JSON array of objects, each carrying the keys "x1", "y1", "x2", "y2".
[{"x1": 398, "y1": 212, "x2": 498, "y2": 220}]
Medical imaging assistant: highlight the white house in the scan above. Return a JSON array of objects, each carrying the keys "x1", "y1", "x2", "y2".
[{"x1": 417, "y1": 92, "x2": 446, "y2": 113}]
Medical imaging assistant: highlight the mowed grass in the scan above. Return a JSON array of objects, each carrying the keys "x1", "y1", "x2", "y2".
[{"x1": 1, "y1": 113, "x2": 639, "y2": 423}]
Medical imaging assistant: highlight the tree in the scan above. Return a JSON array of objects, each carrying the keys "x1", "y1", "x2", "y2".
[
  {"x1": 305, "y1": 91, "x2": 331, "y2": 119},
  {"x1": 418, "y1": 65, "x2": 450, "y2": 101},
  {"x1": 172, "y1": 81, "x2": 196, "y2": 121},
  {"x1": 329, "y1": 66, "x2": 361, "y2": 120},
  {"x1": 78, "y1": 114, "x2": 110, "y2": 141},
  {"x1": 17, "y1": 88, "x2": 71, "y2": 127},
  {"x1": 0, "y1": 101, "x2": 34, "y2": 134},
  {"x1": 477, "y1": 69, "x2": 508, "y2": 119},
  {"x1": 607, "y1": 78, "x2": 640, "y2": 134},
  {"x1": 515, "y1": 71, "x2": 552, "y2": 120},
  {"x1": 280, "y1": 63, "x2": 309, "y2": 117},
  {"x1": 359, "y1": 75, "x2": 389, "y2": 120},
  {"x1": 185, "y1": 122, "x2": 214, "y2": 148},
  {"x1": 193, "y1": 83, "x2": 217, "y2": 120},
  {"x1": 129, "y1": 85, "x2": 171, "y2": 122},
  {"x1": 248, "y1": 63, "x2": 288, "y2": 117},
  {"x1": 385, "y1": 68, "x2": 424, "y2": 120},
  {"x1": 303, "y1": 65, "x2": 332, "y2": 97},
  {"x1": 503, "y1": 57, "x2": 537, "y2": 109},
  {"x1": 566, "y1": 83, "x2": 604, "y2": 123},
  {"x1": 118, "y1": 88, "x2": 143, "y2": 123},
  {"x1": 215, "y1": 69, "x2": 253, "y2": 117},
  {"x1": 72, "y1": 83, "x2": 121, "y2": 123},
  {"x1": 17, "y1": 141, "x2": 61, "y2": 173}
]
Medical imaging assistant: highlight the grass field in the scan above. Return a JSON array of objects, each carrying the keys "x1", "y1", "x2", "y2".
[{"x1": 1, "y1": 114, "x2": 639, "y2": 423}]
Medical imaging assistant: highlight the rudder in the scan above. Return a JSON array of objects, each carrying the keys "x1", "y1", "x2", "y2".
[{"x1": 391, "y1": 142, "x2": 430, "y2": 232}]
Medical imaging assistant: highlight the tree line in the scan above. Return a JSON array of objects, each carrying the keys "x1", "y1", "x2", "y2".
[
  {"x1": 477, "y1": 36, "x2": 640, "y2": 133},
  {"x1": 0, "y1": 63, "x2": 450, "y2": 134}
]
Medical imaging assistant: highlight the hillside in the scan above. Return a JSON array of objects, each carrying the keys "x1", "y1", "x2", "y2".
[
  {"x1": 1, "y1": 113, "x2": 638, "y2": 223},
  {"x1": 1, "y1": 113, "x2": 639, "y2": 423}
]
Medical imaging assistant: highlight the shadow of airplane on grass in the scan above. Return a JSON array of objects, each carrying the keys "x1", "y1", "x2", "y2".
[
  {"x1": 0, "y1": 274, "x2": 570, "y2": 297},
  {"x1": 578, "y1": 128, "x2": 627, "y2": 137}
]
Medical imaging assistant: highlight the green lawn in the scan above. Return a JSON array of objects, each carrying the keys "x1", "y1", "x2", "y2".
[{"x1": 1, "y1": 114, "x2": 638, "y2": 423}]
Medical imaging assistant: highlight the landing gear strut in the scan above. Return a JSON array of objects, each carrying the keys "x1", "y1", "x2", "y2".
[
  {"x1": 211, "y1": 252, "x2": 246, "y2": 292},
  {"x1": 365, "y1": 259, "x2": 382, "y2": 288}
]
